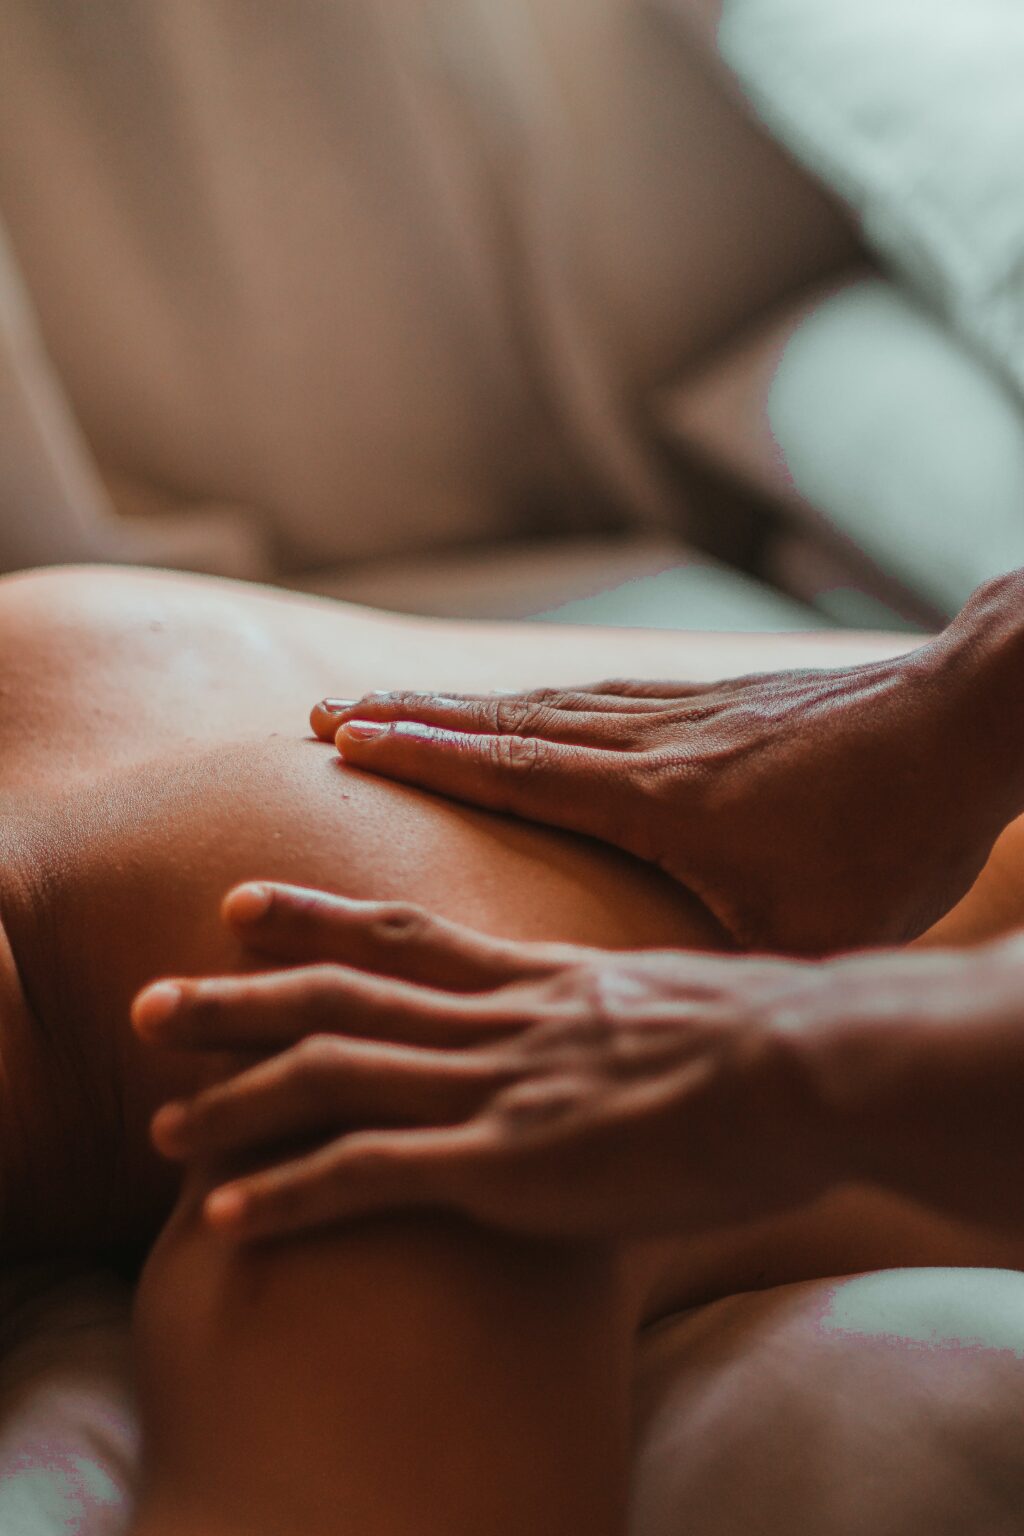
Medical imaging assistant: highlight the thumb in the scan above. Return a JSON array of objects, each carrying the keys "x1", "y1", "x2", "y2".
[{"x1": 334, "y1": 716, "x2": 625, "y2": 843}]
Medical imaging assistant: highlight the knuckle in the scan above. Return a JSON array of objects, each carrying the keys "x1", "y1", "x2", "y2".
[
  {"x1": 365, "y1": 689, "x2": 413, "y2": 713},
  {"x1": 293, "y1": 1033, "x2": 345, "y2": 1084},
  {"x1": 543, "y1": 965, "x2": 590, "y2": 1005},
  {"x1": 638, "y1": 747, "x2": 700, "y2": 814},
  {"x1": 578, "y1": 968, "x2": 631, "y2": 1028},
  {"x1": 366, "y1": 902, "x2": 430, "y2": 947},
  {"x1": 493, "y1": 695, "x2": 533, "y2": 735},
  {"x1": 492, "y1": 694, "x2": 563, "y2": 740},
  {"x1": 303, "y1": 964, "x2": 347, "y2": 1018},
  {"x1": 492, "y1": 732, "x2": 544, "y2": 779},
  {"x1": 522, "y1": 688, "x2": 581, "y2": 716},
  {"x1": 542, "y1": 964, "x2": 621, "y2": 1023},
  {"x1": 525, "y1": 968, "x2": 630, "y2": 1065},
  {"x1": 492, "y1": 1075, "x2": 588, "y2": 1130}
]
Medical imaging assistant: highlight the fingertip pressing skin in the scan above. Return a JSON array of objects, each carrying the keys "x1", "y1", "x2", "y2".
[
  {"x1": 205, "y1": 1185, "x2": 248, "y2": 1230},
  {"x1": 223, "y1": 881, "x2": 367, "y2": 946},
  {"x1": 132, "y1": 980, "x2": 183, "y2": 1036},
  {"x1": 334, "y1": 721, "x2": 455, "y2": 769},
  {"x1": 151, "y1": 1101, "x2": 189, "y2": 1156},
  {"x1": 222, "y1": 882, "x2": 274, "y2": 927},
  {"x1": 310, "y1": 698, "x2": 356, "y2": 739},
  {"x1": 336, "y1": 719, "x2": 394, "y2": 745}
]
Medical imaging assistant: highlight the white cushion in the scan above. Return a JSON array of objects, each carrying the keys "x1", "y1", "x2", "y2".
[
  {"x1": 661, "y1": 276, "x2": 1024, "y2": 615},
  {"x1": 709, "y1": 0, "x2": 1024, "y2": 403},
  {"x1": 0, "y1": 1266, "x2": 137, "y2": 1536}
]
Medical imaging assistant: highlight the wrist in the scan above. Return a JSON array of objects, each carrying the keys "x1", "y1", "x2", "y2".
[
  {"x1": 778, "y1": 964, "x2": 919, "y2": 1197},
  {"x1": 762, "y1": 965, "x2": 866, "y2": 1196},
  {"x1": 920, "y1": 568, "x2": 1024, "y2": 829},
  {"x1": 780, "y1": 942, "x2": 1024, "y2": 1225}
]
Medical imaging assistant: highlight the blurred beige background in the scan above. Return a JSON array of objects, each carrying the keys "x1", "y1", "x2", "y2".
[{"x1": 1, "y1": 0, "x2": 1022, "y2": 633}]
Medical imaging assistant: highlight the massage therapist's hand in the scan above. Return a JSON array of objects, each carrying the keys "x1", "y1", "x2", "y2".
[
  {"x1": 312, "y1": 576, "x2": 1024, "y2": 954},
  {"x1": 131, "y1": 883, "x2": 842, "y2": 1242}
]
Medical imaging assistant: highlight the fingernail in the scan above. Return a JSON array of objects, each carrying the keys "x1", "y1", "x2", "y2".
[
  {"x1": 339, "y1": 719, "x2": 390, "y2": 741},
  {"x1": 151, "y1": 1101, "x2": 189, "y2": 1151},
  {"x1": 318, "y1": 698, "x2": 357, "y2": 714},
  {"x1": 226, "y1": 883, "x2": 273, "y2": 925},
  {"x1": 132, "y1": 981, "x2": 182, "y2": 1035},
  {"x1": 205, "y1": 1186, "x2": 248, "y2": 1227}
]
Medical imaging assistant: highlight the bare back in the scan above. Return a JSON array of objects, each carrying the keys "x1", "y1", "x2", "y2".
[
  {"x1": 0, "y1": 566, "x2": 729, "y2": 1255},
  {"x1": 3, "y1": 564, "x2": 1022, "y2": 1298}
]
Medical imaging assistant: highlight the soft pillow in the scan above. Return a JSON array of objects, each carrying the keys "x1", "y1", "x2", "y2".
[
  {"x1": 704, "y1": 0, "x2": 1024, "y2": 400},
  {"x1": 660, "y1": 274, "x2": 1024, "y2": 617}
]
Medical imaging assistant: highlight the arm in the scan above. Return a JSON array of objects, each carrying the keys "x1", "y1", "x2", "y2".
[
  {"x1": 792, "y1": 932, "x2": 1024, "y2": 1233},
  {"x1": 132, "y1": 884, "x2": 1024, "y2": 1246},
  {"x1": 312, "y1": 569, "x2": 1024, "y2": 955}
]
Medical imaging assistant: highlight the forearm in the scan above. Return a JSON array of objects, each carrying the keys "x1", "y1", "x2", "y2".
[
  {"x1": 924, "y1": 567, "x2": 1024, "y2": 833},
  {"x1": 790, "y1": 938, "x2": 1024, "y2": 1233}
]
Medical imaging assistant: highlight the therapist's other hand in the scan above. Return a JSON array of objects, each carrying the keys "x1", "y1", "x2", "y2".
[
  {"x1": 131, "y1": 882, "x2": 838, "y2": 1243},
  {"x1": 311, "y1": 644, "x2": 990, "y2": 956}
]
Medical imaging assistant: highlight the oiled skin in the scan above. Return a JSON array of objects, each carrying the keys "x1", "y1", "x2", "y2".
[
  {"x1": 2, "y1": 565, "x2": 1024, "y2": 1308},
  {"x1": 0, "y1": 566, "x2": 721, "y2": 1257}
]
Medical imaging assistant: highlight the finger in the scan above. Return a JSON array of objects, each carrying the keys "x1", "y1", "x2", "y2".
[
  {"x1": 332, "y1": 722, "x2": 632, "y2": 842},
  {"x1": 317, "y1": 691, "x2": 656, "y2": 748},
  {"x1": 584, "y1": 677, "x2": 741, "y2": 701},
  {"x1": 221, "y1": 883, "x2": 564, "y2": 989},
  {"x1": 203, "y1": 1122, "x2": 496, "y2": 1238},
  {"x1": 152, "y1": 1036, "x2": 502, "y2": 1160},
  {"x1": 499, "y1": 686, "x2": 674, "y2": 713},
  {"x1": 311, "y1": 691, "x2": 649, "y2": 740},
  {"x1": 311, "y1": 684, "x2": 726, "y2": 741},
  {"x1": 132, "y1": 965, "x2": 534, "y2": 1052}
]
